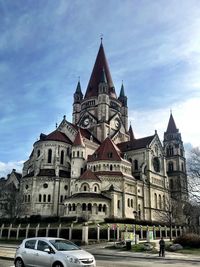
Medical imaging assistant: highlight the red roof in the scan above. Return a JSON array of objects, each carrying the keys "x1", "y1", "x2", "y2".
[
  {"x1": 78, "y1": 169, "x2": 101, "y2": 181},
  {"x1": 88, "y1": 137, "x2": 122, "y2": 162},
  {"x1": 73, "y1": 129, "x2": 85, "y2": 147},
  {"x1": 118, "y1": 135, "x2": 155, "y2": 152},
  {"x1": 84, "y1": 43, "x2": 117, "y2": 99},
  {"x1": 44, "y1": 130, "x2": 72, "y2": 144},
  {"x1": 166, "y1": 113, "x2": 179, "y2": 133}
]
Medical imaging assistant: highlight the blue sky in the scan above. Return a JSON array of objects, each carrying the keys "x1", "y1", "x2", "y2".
[{"x1": 0, "y1": 0, "x2": 200, "y2": 176}]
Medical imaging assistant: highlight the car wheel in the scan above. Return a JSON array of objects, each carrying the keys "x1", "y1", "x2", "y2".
[
  {"x1": 53, "y1": 262, "x2": 64, "y2": 267},
  {"x1": 15, "y1": 258, "x2": 24, "y2": 267}
]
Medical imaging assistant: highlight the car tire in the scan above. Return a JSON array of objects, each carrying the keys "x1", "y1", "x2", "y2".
[
  {"x1": 53, "y1": 262, "x2": 64, "y2": 267},
  {"x1": 15, "y1": 258, "x2": 25, "y2": 267}
]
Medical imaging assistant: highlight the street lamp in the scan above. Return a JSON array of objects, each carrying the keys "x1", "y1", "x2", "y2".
[{"x1": 133, "y1": 211, "x2": 138, "y2": 245}]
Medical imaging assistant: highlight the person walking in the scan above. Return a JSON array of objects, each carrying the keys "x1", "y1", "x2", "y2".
[{"x1": 159, "y1": 237, "x2": 165, "y2": 257}]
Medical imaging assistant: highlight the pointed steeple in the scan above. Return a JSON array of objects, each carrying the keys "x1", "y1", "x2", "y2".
[
  {"x1": 84, "y1": 42, "x2": 117, "y2": 99},
  {"x1": 166, "y1": 113, "x2": 179, "y2": 133},
  {"x1": 118, "y1": 82, "x2": 127, "y2": 107},
  {"x1": 128, "y1": 124, "x2": 135, "y2": 142},
  {"x1": 73, "y1": 129, "x2": 85, "y2": 147},
  {"x1": 74, "y1": 80, "x2": 83, "y2": 103},
  {"x1": 119, "y1": 82, "x2": 125, "y2": 98}
]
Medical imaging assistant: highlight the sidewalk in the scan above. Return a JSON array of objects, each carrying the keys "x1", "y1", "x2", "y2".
[{"x1": 0, "y1": 242, "x2": 200, "y2": 263}]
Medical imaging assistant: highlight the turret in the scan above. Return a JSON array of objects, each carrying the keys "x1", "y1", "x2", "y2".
[
  {"x1": 72, "y1": 81, "x2": 83, "y2": 124},
  {"x1": 163, "y1": 112, "x2": 188, "y2": 201},
  {"x1": 118, "y1": 83, "x2": 128, "y2": 131}
]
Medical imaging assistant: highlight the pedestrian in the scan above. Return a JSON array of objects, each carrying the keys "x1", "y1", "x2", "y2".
[{"x1": 159, "y1": 237, "x2": 165, "y2": 257}]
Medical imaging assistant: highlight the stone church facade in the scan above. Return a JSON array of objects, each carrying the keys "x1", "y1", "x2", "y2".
[{"x1": 20, "y1": 42, "x2": 188, "y2": 222}]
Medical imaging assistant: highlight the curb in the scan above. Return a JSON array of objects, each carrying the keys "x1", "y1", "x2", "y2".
[{"x1": 0, "y1": 256, "x2": 14, "y2": 261}]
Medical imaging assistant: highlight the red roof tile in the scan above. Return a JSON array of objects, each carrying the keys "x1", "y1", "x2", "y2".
[
  {"x1": 78, "y1": 169, "x2": 101, "y2": 181},
  {"x1": 84, "y1": 43, "x2": 117, "y2": 99},
  {"x1": 118, "y1": 135, "x2": 155, "y2": 152},
  {"x1": 45, "y1": 130, "x2": 72, "y2": 144},
  {"x1": 73, "y1": 129, "x2": 85, "y2": 147},
  {"x1": 88, "y1": 137, "x2": 122, "y2": 162}
]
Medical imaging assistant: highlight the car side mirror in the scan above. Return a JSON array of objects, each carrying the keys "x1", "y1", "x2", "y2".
[{"x1": 44, "y1": 248, "x2": 51, "y2": 254}]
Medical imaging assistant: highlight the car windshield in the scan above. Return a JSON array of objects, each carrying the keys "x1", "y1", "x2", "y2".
[{"x1": 49, "y1": 239, "x2": 80, "y2": 251}]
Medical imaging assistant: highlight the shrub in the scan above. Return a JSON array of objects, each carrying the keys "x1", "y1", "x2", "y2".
[{"x1": 174, "y1": 233, "x2": 200, "y2": 248}]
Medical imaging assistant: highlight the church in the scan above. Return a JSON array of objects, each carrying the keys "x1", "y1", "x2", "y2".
[{"x1": 20, "y1": 41, "x2": 188, "y2": 222}]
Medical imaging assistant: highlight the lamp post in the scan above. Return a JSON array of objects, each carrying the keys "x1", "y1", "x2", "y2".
[{"x1": 133, "y1": 211, "x2": 138, "y2": 245}]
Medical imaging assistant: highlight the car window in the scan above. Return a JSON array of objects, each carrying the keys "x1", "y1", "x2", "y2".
[
  {"x1": 50, "y1": 240, "x2": 79, "y2": 251},
  {"x1": 37, "y1": 240, "x2": 50, "y2": 251},
  {"x1": 25, "y1": 240, "x2": 36, "y2": 249}
]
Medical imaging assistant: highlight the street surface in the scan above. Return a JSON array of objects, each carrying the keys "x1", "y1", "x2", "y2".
[{"x1": 1, "y1": 255, "x2": 200, "y2": 267}]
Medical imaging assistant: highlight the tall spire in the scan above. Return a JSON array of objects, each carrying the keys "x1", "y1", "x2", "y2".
[
  {"x1": 84, "y1": 42, "x2": 117, "y2": 99},
  {"x1": 118, "y1": 81, "x2": 127, "y2": 107},
  {"x1": 166, "y1": 113, "x2": 178, "y2": 133},
  {"x1": 74, "y1": 80, "x2": 83, "y2": 103},
  {"x1": 119, "y1": 82, "x2": 125, "y2": 97},
  {"x1": 128, "y1": 124, "x2": 135, "y2": 141}
]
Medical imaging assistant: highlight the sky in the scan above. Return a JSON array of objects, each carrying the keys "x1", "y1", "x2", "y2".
[{"x1": 0, "y1": 0, "x2": 200, "y2": 177}]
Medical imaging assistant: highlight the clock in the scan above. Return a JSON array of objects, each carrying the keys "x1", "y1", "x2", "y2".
[
  {"x1": 81, "y1": 116, "x2": 90, "y2": 128},
  {"x1": 114, "y1": 118, "x2": 120, "y2": 129}
]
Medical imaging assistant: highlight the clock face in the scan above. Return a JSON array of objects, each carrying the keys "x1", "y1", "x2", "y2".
[
  {"x1": 114, "y1": 118, "x2": 120, "y2": 129},
  {"x1": 83, "y1": 118, "x2": 89, "y2": 126}
]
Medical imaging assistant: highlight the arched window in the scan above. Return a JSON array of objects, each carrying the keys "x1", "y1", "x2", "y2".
[
  {"x1": 81, "y1": 151, "x2": 83, "y2": 158},
  {"x1": 43, "y1": 195, "x2": 46, "y2": 202},
  {"x1": 83, "y1": 185, "x2": 87, "y2": 191},
  {"x1": 127, "y1": 198, "x2": 130, "y2": 207},
  {"x1": 39, "y1": 194, "x2": 42, "y2": 202},
  {"x1": 60, "y1": 195, "x2": 63, "y2": 203},
  {"x1": 69, "y1": 204, "x2": 71, "y2": 211},
  {"x1": 82, "y1": 203, "x2": 86, "y2": 211},
  {"x1": 167, "y1": 145, "x2": 174, "y2": 156},
  {"x1": 118, "y1": 200, "x2": 120, "y2": 209},
  {"x1": 168, "y1": 162, "x2": 174, "y2": 172},
  {"x1": 77, "y1": 151, "x2": 80, "y2": 157},
  {"x1": 163, "y1": 195, "x2": 165, "y2": 209},
  {"x1": 98, "y1": 204, "x2": 102, "y2": 212},
  {"x1": 131, "y1": 199, "x2": 133, "y2": 208},
  {"x1": 67, "y1": 147, "x2": 70, "y2": 156},
  {"x1": 24, "y1": 195, "x2": 27, "y2": 202},
  {"x1": 103, "y1": 204, "x2": 106, "y2": 212},
  {"x1": 28, "y1": 195, "x2": 30, "y2": 202},
  {"x1": 73, "y1": 151, "x2": 75, "y2": 157},
  {"x1": 37, "y1": 150, "x2": 40, "y2": 158},
  {"x1": 48, "y1": 195, "x2": 51, "y2": 202},
  {"x1": 93, "y1": 166, "x2": 96, "y2": 172},
  {"x1": 110, "y1": 165, "x2": 113, "y2": 171},
  {"x1": 88, "y1": 203, "x2": 92, "y2": 211},
  {"x1": 181, "y1": 163, "x2": 184, "y2": 171},
  {"x1": 60, "y1": 150, "x2": 64, "y2": 165},
  {"x1": 48, "y1": 149, "x2": 52, "y2": 163},
  {"x1": 154, "y1": 193, "x2": 157, "y2": 209},
  {"x1": 94, "y1": 186, "x2": 98, "y2": 192},
  {"x1": 72, "y1": 204, "x2": 76, "y2": 211},
  {"x1": 134, "y1": 160, "x2": 138, "y2": 170}
]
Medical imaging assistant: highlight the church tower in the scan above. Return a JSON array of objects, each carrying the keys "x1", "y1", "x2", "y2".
[
  {"x1": 73, "y1": 81, "x2": 83, "y2": 124},
  {"x1": 163, "y1": 113, "x2": 188, "y2": 201},
  {"x1": 118, "y1": 83, "x2": 128, "y2": 132}
]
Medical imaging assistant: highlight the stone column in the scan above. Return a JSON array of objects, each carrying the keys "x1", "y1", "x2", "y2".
[
  {"x1": 35, "y1": 224, "x2": 40, "y2": 237},
  {"x1": 57, "y1": 224, "x2": 61, "y2": 238},
  {"x1": 165, "y1": 226, "x2": 167, "y2": 238},
  {"x1": 175, "y1": 226, "x2": 177, "y2": 237},
  {"x1": 8, "y1": 224, "x2": 12, "y2": 239},
  {"x1": 26, "y1": 224, "x2": 30, "y2": 239},
  {"x1": 0, "y1": 224, "x2": 4, "y2": 239},
  {"x1": 117, "y1": 225, "x2": 120, "y2": 241},
  {"x1": 140, "y1": 225, "x2": 143, "y2": 240},
  {"x1": 107, "y1": 224, "x2": 110, "y2": 241},
  {"x1": 159, "y1": 225, "x2": 162, "y2": 238},
  {"x1": 153, "y1": 225, "x2": 156, "y2": 239},
  {"x1": 16, "y1": 224, "x2": 21, "y2": 240},
  {"x1": 69, "y1": 224, "x2": 73, "y2": 240},
  {"x1": 97, "y1": 224, "x2": 100, "y2": 243},
  {"x1": 82, "y1": 223, "x2": 88, "y2": 245},
  {"x1": 46, "y1": 224, "x2": 50, "y2": 237},
  {"x1": 146, "y1": 225, "x2": 149, "y2": 242}
]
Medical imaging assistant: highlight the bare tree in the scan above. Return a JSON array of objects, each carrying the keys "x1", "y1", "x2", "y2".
[{"x1": 187, "y1": 147, "x2": 200, "y2": 202}]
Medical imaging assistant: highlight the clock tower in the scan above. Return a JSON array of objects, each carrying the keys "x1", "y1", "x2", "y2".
[{"x1": 72, "y1": 41, "x2": 129, "y2": 143}]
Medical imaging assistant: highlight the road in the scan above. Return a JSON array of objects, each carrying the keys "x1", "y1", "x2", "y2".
[{"x1": 1, "y1": 255, "x2": 200, "y2": 267}]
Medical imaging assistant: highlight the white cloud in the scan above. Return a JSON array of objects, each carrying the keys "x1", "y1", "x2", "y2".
[
  {"x1": 0, "y1": 161, "x2": 24, "y2": 178},
  {"x1": 129, "y1": 97, "x2": 200, "y2": 148}
]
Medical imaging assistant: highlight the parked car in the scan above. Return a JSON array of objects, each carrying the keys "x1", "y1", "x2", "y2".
[{"x1": 14, "y1": 237, "x2": 96, "y2": 267}]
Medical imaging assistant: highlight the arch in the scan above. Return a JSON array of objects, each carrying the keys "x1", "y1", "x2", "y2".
[
  {"x1": 28, "y1": 195, "x2": 30, "y2": 202},
  {"x1": 37, "y1": 149, "x2": 40, "y2": 158},
  {"x1": 82, "y1": 203, "x2": 86, "y2": 211},
  {"x1": 127, "y1": 198, "x2": 130, "y2": 207},
  {"x1": 81, "y1": 183, "x2": 89, "y2": 192},
  {"x1": 39, "y1": 194, "x2": 42, "y2": 202},
  {"x1": 48, "y1": 149, "x2": 52, "y2": 163},
  {"x1": 67, "y1": 147, "x2": 70, "y2": 156},
  {"x1": 77, "y1": 151, "x2": 80, "y2": 157},
  {"x1": 159, "y1": 194, "x2": 162, "y2": 209},
  {"x1": 93, "y1": 184, "x2": 99, "y2": 192},
  {"x1": 163, "y1": 195, "x2": 165, "y2": 209},
  {"x1": 60, "y1": 150, "x2": 64, "y2": 165},
  {"x1": 60, "y1": 195, "x2": 63, "y2": 203},
  {"x1": 68, "y1": 204, "x2": 72, "y2": 211},
  {"x1": 72, "y1": 203, "x2": 76, "y2": 211},
  {"x1": 134, "y1": 160, "x2": 138, "y2": 170},
  {"x1": 167, "y1": 145, "x2": 174, "y2": 156},
  {"x1": 103, "y1": 204, "x2": 106, "y2": 212},
  {"x1": 43, "y1": 194, "x2": 46, "y2": 202},
  {"x1": 110, "y1": 165, "x2": 113, "y2": 171},
  {"x1": 48, "y1": 194, "x2": 51, "y2": 202},
  {"x1": 88, "y1": 203, "x2": 92, "y2": 211},
  {"x1": 98, "y1": 204, "x2": 102, "y2": 212},
  {"x1": 25, "y1": 195, "x2": 27, "y2": 202},
  {"x1": 131, "y1": 199, "x2": 133, "y2": 208}
]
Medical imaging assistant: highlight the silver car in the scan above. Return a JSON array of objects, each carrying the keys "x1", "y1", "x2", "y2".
[{"x1": 14, "y1": 237, "x2": 96, "y2": 267}]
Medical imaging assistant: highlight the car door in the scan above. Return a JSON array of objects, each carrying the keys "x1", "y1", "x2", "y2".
[
  {"x1": 33, "y1": 240, "x2": 54, "y2": 267},
  {"x1": 22, "y1": 239, "x2": 37, "y2": 267}
]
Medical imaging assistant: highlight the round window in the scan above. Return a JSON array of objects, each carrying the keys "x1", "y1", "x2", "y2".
[{"x1": 43, "y1": 183, "x2": 48, "y2": 189}]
